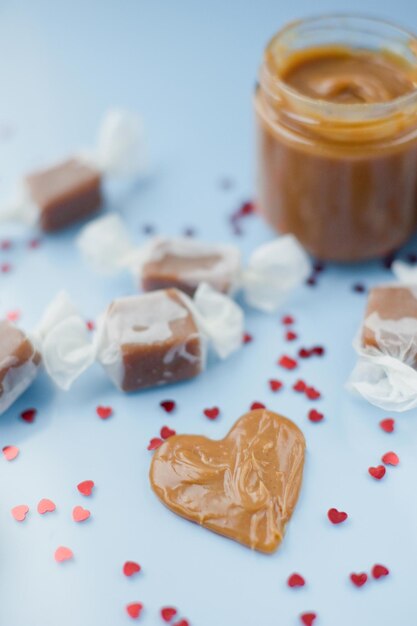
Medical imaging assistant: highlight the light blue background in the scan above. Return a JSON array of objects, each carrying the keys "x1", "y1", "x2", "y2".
[{"x1": 0, "y1": 1, "x2": 417, "y2": 625}]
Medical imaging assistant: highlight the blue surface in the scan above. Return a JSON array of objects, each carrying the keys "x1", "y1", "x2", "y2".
[{"x1": 0, "y1": 1, "x2": 417, "y2": 625}]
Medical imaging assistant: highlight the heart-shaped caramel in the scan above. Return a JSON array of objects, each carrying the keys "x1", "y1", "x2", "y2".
[{"x1": 149, "y1": 408, "x2": 305, "y2": 553}]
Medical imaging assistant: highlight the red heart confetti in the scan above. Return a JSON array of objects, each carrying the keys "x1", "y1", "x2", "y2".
[
  {"x1": 86, "y1": 320, "x2": 95, "y2": 331},
  {"x1": 37, "y1": 499, "x2": 56, "y2": 514},
  {"x1": 2, "y1": 445, "x2": 19, "y2": 461},
  {"x1": 126, "y1": 603, "x2": 143, "y2": 619},
  {"x1": 250, "y1": 402, "x2": 265, "y2": 410},
  {"x1": 6, "y1": 310, "x2": 20, "y2": 322},
  {"x1": 160, "y1": 400, "x2": 176, "y2": 413},
  {"x1": 11, "y1": 504, "x2": 29, "y2": 522},
  {"x1": 312, "y1": 346, "x2": 325, "y2": 356},
  {"x1": 72, "y1": 506, "x2": 91, "y2": 523},
  {"x1": 328, "y1": 508, "x2": 348, "y2": 524},
  {"x1": 299, "y1": 348, "x2": 312, "y2": 358},
  {"x1": 381, "y1": 451, "x2": 399, "y2": 466},
  {"x1": 308, "y1": 409, "x2": 324, "y2": 423},
  {"x1": 282, "y1": 315, "x2": 294, "y2": 325},
  {"x1": 204, "y1": 407, "x2": 220, "y2": 420},
  {"x1": 269, "y1": 379, "x2": 283, "y2": 392},
  {"x1": 287, "y1": 573, "x2": 306, "y2": 588},
  {"x1": 278, "y1": 355, "x2": 297, "y2": 370},
  {"x1": 123, "y1": 561, "x2": 141, "y2": 577},
  {"x1": 286, "y1": 330, "x2": 298, "y2": 341},
  {"x1": 173, "y1": 621, "x2": 189, "y2": 626},
  {"x1": 0, "y1": 239, "x2": 12, "y2": 250},
  {"x1": 372, "y1": 564, "x2": 389, "y2": 579},
  {"x1": 161, "y1": 607, "x2": 178, "y2": 622},
  {"x1": 293, "y1": 379, "x2": 306, "y2": 393},
  {"x1": 20, "y1": 408, "x2": 37, "y2": 423},
  {"x1": 77, "y1": 480, "x2": 95, "y2": 496},
  {"x1": 368, "y1": 465, "x2": 386, "y2": 480},
  {"x1": 379, "y1": 418, "x2": 395, "y2": 433},
  {"x1": 350, "y1": 572, "x2": 368, "y2": 587},
  {"x1": 28, "y1": 238, "x2": 41, "y2": 249},
  {"x1": 54, "y1": 546, "x2": 73, "y2": 563},
  {"x1": 305, "y1": 386, "x2": 321, "y2": 400},
  {"x1": 161, "y1": 426, "x2": 176, "y2": 439},
  {"x1": 242, "y1": 332, "x2": 253, "y2": 344},
  {"x1": 148, "y1": 437, "x2": 163, "y2": 451},
  {"x1": 1, "y1": 262, "x2": 12, "y2": 273},
  {"x1": 300, "y1": 613, "x2": 317, "y2": 626},
  {"x1": 96, "y1": 405, "x2": 113, "y2": 419}
]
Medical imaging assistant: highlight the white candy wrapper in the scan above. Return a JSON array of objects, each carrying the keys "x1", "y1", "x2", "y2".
[
  {"x1": 77, "y1": 214, "x2": 311, "y2": 311},
  {"x1": 0, "y1": 109, "x2": 146, "y2": 229}
]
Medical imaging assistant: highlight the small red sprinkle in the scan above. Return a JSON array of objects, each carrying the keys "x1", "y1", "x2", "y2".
[
  {"x1": 285, "y1": 330, "x2": 298, "y2": 341},
  {"x1": 86, "y1": 320, "x2": 95, "y2": 331},
  {"x1": 269, "y1": 379, "x2": 283, "y2": 392},
  {"x1": 11, "y1": 504, "x2": 29, "y2": 522},
  {"x1": 327, "y1": 508, "x2": 348, "y2": 524},
  {"x1": 54, "y1": 546, "x2": 73, "y2": 563},
  {"x1": 96, "y1": 405, "x2": 113, "y2": 419},
  {"x1": 372, "y1": 564, "x2": 389, "y2": 579},
  {"x1": 2, "y1": 445, "x2": 19, "y2": 461},
  {"x1": 148, "y1": 437, "x2": 163, "y2": 451},
  {"x1": 126, "y1": 603, "x2": 143, "y2": 620},
  {"x1": 300, "y1": 613, "x2": 317, "y2": 626},
  {"x1": 350, "y1": 572, "x2": 368, "y2": 588},
  {"x1": 293, "y1": 380, "x2": 306, "y2": 393},
  {"x1": 242, "y1": 332, "x2": 253, "y2": 344},
  {"x1": 204, "y1": 407, "x2": 220, "y2": 420},
  {"x1": 250, "y1": 402, "x2": 266, "y2": 410},
  {"x1": 0, "y1": 239, "x2": 12, "y2": 250},
  {"x1": 77, "y1": 480, "x2": 95, "y2": 496},
  {"x1": 20, "y1": 408, "x2": 37, "y2": 423},
  {"x1": 278, "y1": 355, "x2": 297, "y2": 370},
  {"x1": 240, "y1": 200, "x2": 255, "y2": 216},
  {"x1": 299, "y1": 348, "x2": 312, "y2": 358},
  {"x1": 287, "y1": 573, "x2": 305, "y2": 588},
  {"x1": 123, "y1": 561, "x2": 141, "y2": 577},
  {"x1": 282, "y1": 315, "x2": 294, "y2": 325},
  {"x1": 161, "y1": 426, "x2": 176, "y2": 439},
  {"x1": 6, "y1": 310, "x2": 20, "y2": 322},
  {"x1": 380, "y1": 418, "x2": 395, "y2": 433},
  {"x1": 72, "y1": 506, "x2": 91, "y2": 523},
  {"x1": 27, "y1": 238, "x2": 41, "y2": 249},
  {"x1": 369, "y1": 465, "x2": 386, "y2": 480},
  {"x1": 381, "y1": 451, "x2": 399, "y2": 466},
  {"x1": 305, "y1": 386, "x2": 321, "y2": 400},
  {"x1": 312, "y1": 346, "x2": 325, "y2": 356},
  {"x1": 160, "y1": 400, "x2": 176, "y2": 413},
  {"x1": 308, "y1": 409, "x2": 324, "y2": 423},
  {"x1": 1, "y1": 262, "x2": 11, "y2": 273},
  {"x1": 37, "y1": 499, "x2": 56, "y2": 514},
  {"x1": 161, "y1": 607, "x2": 178, "y2": 622},
  {"x1": 173, "y1": 621, "x2": 189, "y2": 626}
]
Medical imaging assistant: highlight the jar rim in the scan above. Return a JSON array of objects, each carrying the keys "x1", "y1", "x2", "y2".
[{"x1": 262, "y1": 13, "x2": 417, "y2": 120}]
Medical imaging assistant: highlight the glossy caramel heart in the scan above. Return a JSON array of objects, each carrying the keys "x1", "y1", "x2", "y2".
[{"x1": 149, "y1": 409, "x2": 305, "y2": 553}]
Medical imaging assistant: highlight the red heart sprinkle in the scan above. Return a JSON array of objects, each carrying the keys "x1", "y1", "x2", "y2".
[
  {"x1": 37, "y1": 498, "x2": 56, "y2": 514},
  {"x1": 2, "y1": 445, "x2": 19, "y2": 461},
  {"x1": 28, "y1": 238, "x2": 41, "y2": 249},
  {"x1": 6, "y1": 310, "x2": 20, "y2": 322},
  {"x1": 160, "y1": 400, "x2": 176, "y2": 413},
  {"x1": 368, "y1": 465, "x2": 386, "y2": 480},
  {"x1": 312, "y1": 346, "x2": 325, "y2": 356},
  {"x1": 161, "y1": 426, "x2": 176, "y2": 439},
  {"x1": 382, "y1": 451, "x2": 399, "y2": 466},
  {"x1": 242, "y1": 332, "x2": 253, "y2": 344},
  {"x1": 126, "y1": 603, "x2": 143, "y2": 619},
  {"x1": 161, "y1": 607, "x2": 178, "y2": 622},
  {"x1": 1, "y1": 262, "x2": 11, "y2": 273},
  {"x1": 379, "y1": 418, "x2": 395, "y2": 433},
  {"x1": 298, "y1": 348, "x2": 312, "y2": 358},
  {"x1": 55, "y1": 546, "x2": 73, "y2": 562},
  {"x1": 327, "y1": 508, "x2": 348, "y2": 524},
  {"x1": 77, "y1": 480, "x2": 95, "y2": 496},
  {"x1": 86, "y1": 320, "x2": 95, "y2": 331},
  {"x1": 372, "y1": 564, "x2": 389, "y2": 579},
  {"x1": 350, "y1": 572, "x2": 368, "y2": 587},
  {"x1": 148, "y1": 437, "x2": 163, "y2": 451},
  {"x1": 96, "y1": 405, "x2": 113, "y2": 419},
  {"x1": 269, "y1": 379, "x2": 283, "y2": 392},
  {"x1": 20, "y1": 408, "x2": 37, "y2": 423},
  {"x1": 282, "y1": 315, "x2": 294, "y2": 325},
  {"x1": 173, "y1": 621, "x2": 189, "y2": 626},
  {"x1": 123, "y1": 561, "x2": 141, "y2": 577},
  {"x1": 308, "y1": 409, "x2": 324, "y2": 423},
  {"x1": 72, "y1": 505, "x2": 90, "y2": 522},
  {"x1": 279, "y1": 355, "x2": 297, "y2": 370},
  {"x1": 0, "y1": 239, "x2": 12, "y2": 250},
  {"x1": 300, "y1": 613, "x2": 317, "y2": 626},
  {"x1": 305, "y1": 387, "x2": 321, "y2": 400},
  {"x1": 11, "y1": 504, "x2": 29, "y2": 522},
  {"x1": 287, "y1": 573, "x2": 305, "y2": 588},
  {"x1": 286, "y1": 331, "x2": 298, "y2": 341},
  {"x1": 250, "y1": 402, "x2": 265, "y2": 410},
  {"x1": 293, "y1": 379, "x2": 306, "y2": 392},
  {"x1": 204, "y1": 407, "x2": 220, "y2": 420}
]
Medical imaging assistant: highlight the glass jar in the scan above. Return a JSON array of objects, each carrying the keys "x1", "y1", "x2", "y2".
[{"x1": 255, "y1": 15, "x2": 417, "y2": 261}]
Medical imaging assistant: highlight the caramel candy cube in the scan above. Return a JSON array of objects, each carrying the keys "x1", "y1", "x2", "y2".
[
  {"x1": 97, "y1": 289, "x2": 203, "y2": 391},
  {"x1": 25, "y1": 158, "x2": 102, "y2": 232},
  {"x1": 141, "y1": 239, "x2": 240, "y2": 297},
  {"x1": 362, "y1": 285, "x2": 417, "y2": 362},
  {"x1": 0, "y1": 321, "x2": 41, "y2": 414}
]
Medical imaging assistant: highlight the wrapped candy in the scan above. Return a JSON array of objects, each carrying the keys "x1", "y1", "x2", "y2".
[
  {"x1": 0, "y1": 285, "x2": 243, "y2": 414},
  {"x1": 0, "y1": 110, "x2": 146, "y2": 232},
  {"x1": 347, "y1": 261, "x2": 417, "y2": 411},
  {"x1": 77, "y1": 214, "x2": 311, "y2": 312}
]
